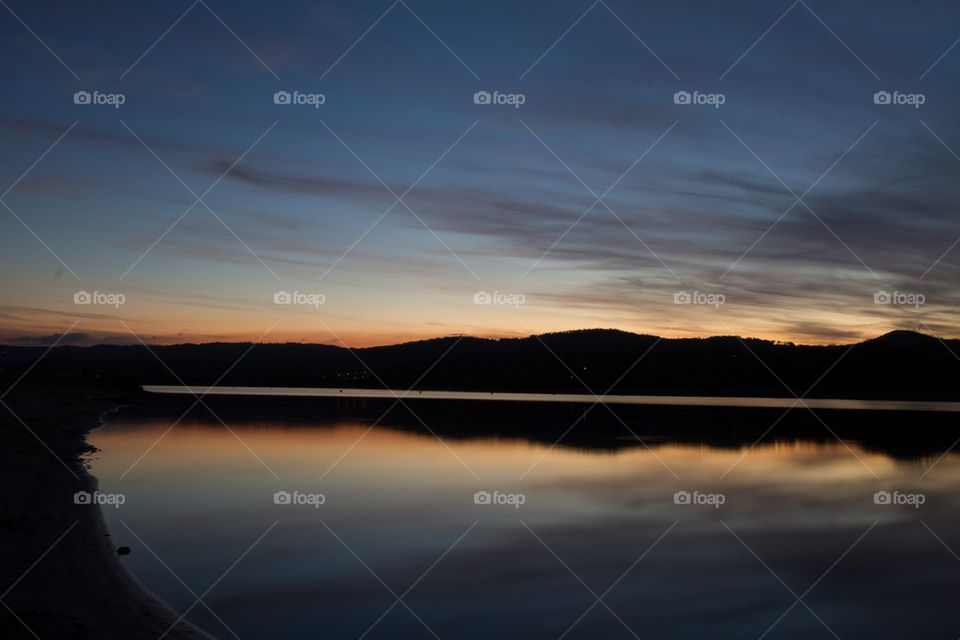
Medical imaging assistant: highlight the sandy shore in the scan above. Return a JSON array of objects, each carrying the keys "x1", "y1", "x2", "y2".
[{"x1": 0, "y1": 384, "x2": 214, "y2": 639}]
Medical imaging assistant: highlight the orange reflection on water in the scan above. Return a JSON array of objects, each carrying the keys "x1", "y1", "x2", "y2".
[{"x1": 91, "y1": 418, "x2": 959, "y2": 500}]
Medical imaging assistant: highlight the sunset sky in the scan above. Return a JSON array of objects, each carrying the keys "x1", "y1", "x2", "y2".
[{"x1": 2, "y1": 0, "x2": 959, "y2": 346}]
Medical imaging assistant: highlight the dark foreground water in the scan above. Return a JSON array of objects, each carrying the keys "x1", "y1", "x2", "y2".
[{"x1": 89, "y1": 397, "x2": 960, "y2": 640}]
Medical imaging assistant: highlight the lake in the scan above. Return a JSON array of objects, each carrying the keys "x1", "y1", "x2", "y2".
[{"x1": 89, "y1": 395, "x2": 960, "y2": 639}]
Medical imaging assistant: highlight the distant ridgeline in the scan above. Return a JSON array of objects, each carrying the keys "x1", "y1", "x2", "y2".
[{"x1": 0, "y1": 329, "x2": 957, "y2": 401}]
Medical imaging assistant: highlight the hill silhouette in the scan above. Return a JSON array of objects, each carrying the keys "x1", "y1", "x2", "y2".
[{"x1": 0, "y1": 329, "x2": 957, "y2": 400}]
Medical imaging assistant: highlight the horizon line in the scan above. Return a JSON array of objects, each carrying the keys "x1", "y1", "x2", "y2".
[{"x1": 0, "y1": 327, "x2": 950, "y2": 350}]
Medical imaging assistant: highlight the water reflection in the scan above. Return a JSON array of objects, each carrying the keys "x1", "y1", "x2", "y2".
[{"x1": 89, "y1": 398, "x2": 960, "y2": 640}]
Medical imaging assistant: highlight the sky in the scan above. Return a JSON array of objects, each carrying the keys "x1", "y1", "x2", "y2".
[{"x1": 1, "y1": 0, "x2": 959, "y2": 347}]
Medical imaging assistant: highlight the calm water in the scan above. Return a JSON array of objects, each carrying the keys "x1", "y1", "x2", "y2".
[{"x1": 90, "y1": 399, "x2": 960, "y2": 640}]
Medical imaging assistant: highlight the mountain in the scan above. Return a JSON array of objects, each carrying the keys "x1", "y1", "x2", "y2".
[{"x1": 0, "y1": 329, "x2": 957, "y2": 400}]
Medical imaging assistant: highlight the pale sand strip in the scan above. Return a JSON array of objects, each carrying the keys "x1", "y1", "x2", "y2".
[{"x1": 144, "y1": 385, "x2": 960, "y2": 413}]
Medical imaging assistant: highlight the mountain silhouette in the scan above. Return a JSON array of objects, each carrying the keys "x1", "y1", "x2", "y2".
[{"x1": 1, "y1": 329, "x2": 957, "y2": 400}]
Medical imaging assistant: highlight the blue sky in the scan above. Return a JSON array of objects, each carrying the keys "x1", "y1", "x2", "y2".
[{"x1": 1, "y1": 0, "x2": 959, "y2": 345}]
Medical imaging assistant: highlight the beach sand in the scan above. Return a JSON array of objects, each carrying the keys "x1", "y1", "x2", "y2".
[{"x1": 0, "y1": 384, "x2": 214, "y2": 639}]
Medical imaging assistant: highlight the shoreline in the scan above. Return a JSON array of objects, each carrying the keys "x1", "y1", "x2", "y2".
[
  {"x1": 144, "y1": 385, "x2": 960, "y2": 412},
  {"x1": 0, "y1": 385, "x2": 213, "y2": 639}
]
